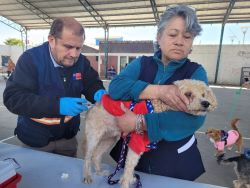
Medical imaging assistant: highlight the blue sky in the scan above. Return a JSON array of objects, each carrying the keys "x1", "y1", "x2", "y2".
[{"x1": 1, "y1": 21, "x2": 250, "y2": 46}]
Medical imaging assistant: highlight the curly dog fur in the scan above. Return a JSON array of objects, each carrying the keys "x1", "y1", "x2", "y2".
[{"x1": 81, "y1": 79, "x2": 217, "y2": 188}]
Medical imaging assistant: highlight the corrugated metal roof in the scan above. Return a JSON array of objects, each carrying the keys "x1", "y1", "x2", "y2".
[{"x1": 0, "y1": 0, "x2": 249, "y2": 30}]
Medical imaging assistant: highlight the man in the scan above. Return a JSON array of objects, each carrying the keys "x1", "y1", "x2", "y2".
[
  {"x1": 107, "y1": 66, "x2": 116, "y2": 80},
  {"x1": 6, "y1": 58, "x2": 15, "y2": 77},
  {"x1": 3, "y1": 17, "x2": 106, "y2": 157},
  {"x1": 242, "y1": 78, "x2": 250, "y2": 89}
]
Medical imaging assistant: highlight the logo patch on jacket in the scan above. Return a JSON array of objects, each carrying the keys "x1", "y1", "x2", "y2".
[{"x1": 72, "y1": 73, "x2": 82, "y2": 80}]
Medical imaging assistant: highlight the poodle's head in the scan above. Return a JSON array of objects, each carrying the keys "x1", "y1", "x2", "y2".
[{"x1": 174, "y1": 79, "x2": 217, "y2": 115}]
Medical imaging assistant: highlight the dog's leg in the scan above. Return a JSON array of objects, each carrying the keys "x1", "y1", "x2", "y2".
[
  {"x1": 83, "y1": 131, "x2": 104, "y2": 184},
  {"x1": 235, "y1": 139, "x2": 242, "y2": 154},
  {"x1": 83, "y1": 140, "x2": 97, "y2": 184},
  {"x1": 120, "y1": 148, "x2": 141, "y2": 188},
  {"x1": 92, "y1": 137, "x2": 117, "y2": 176},
  {"x1": 216, "y1": 151, "x2": 225, "y2": 157},
  {"x1": 227, "y1": 146, "x2": 233, "y2": 151}
]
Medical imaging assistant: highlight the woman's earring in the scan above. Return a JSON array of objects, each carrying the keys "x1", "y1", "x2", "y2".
[{"x1": 189, "y1": 48, "x2": 193, "y2": 54}]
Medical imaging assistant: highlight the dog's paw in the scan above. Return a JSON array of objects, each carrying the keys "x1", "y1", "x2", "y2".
[
  {"x1": 119, "y1": 176, "x2": 133, "y2": 188},
  {"x1": 215, "y1": 151, "x2": 225, "y2": 158},
  {"x1": 119, "y1": 175, "x2": 136, "y2": 188},
  {"x1": 216, "y1": 153, "x2": 225, "y2": 164},
  {"x1": 227, "y1": 146, "x2": 233, "y2": 150},
  {"x1": 96, "y1": 170, "x2": 110, "y2": 176},
  {"x1": 83, "y1": 176, "x2": 92, "y2": 184},
  {"x1": 233, "y1": 180, "x2": 240, "y2": 187},
  {"x1": 119, "y1": 177, "x2": 130, "y2": 188},
  {"x1": 132, "y1": 176, "x2": 137, "y2": 184}
]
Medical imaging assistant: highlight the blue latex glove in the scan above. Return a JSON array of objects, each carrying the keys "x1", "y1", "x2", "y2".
[
  {"x1": 94, "y1": 89, "x2": 107, "y2": 102},
  {"x1": 60, "y1": 97, "x2": 88, "y2": 116}
]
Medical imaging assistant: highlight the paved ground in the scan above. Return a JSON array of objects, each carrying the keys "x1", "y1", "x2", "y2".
[{"x1": 0, "y1": 78, "x2": 250, "y2": 188}]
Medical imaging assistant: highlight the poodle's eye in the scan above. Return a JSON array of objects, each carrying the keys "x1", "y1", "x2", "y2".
[
  {"x1": 202, "y1": 93, "x2": 205, "y2": 97},
  {"x1": 184, "y1": 92, "x2": 192, "y2": 98}
]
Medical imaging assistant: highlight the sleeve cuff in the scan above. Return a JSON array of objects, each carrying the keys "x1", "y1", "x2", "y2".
[
  {"x1": 94, "y1": 89, "x2": 107, "y2": 102},
  {"x1": 145, "y1": 113, "x2": 162, "y2": 142}
]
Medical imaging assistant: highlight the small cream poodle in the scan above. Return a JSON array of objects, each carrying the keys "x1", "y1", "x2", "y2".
[{"x1": 81, "y1": 79, "x2": 217, "y2": 188}]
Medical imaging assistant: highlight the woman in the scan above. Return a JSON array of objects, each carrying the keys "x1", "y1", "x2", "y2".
[{"x1": 109, "y1": 5, "x2": 208, "y2": 181}]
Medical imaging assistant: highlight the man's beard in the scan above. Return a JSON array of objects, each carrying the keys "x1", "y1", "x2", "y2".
[{"x1": 61, "y1": 57, "x2": 77, "y2": 67}]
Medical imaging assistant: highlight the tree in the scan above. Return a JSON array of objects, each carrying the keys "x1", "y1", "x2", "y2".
[{"x1": 4, "y1": 38, "x2": 24, "y2": 46}]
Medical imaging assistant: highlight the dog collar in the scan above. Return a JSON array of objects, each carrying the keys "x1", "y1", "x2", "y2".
[
  {"x1": 129, "y1": 100, "x2": 154, "y2": 113},
  {"x1": 220, "y1": 130, "x2": 228, "y2": 141}
]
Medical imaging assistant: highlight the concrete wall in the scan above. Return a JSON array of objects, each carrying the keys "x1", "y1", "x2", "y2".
[
  {"x1": 189, "y1": 45, "x2": 218, "y2": 84},
  {"x1": 0, "y1": 45, "x2": 23, "y2": 66},
  {"x1": 190, "y1": 45, "x2": 250, "y2": 85}
]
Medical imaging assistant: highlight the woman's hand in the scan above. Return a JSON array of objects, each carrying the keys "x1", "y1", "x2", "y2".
[
  {"x1": 139, "y1": 84, "x2": 189, "y2": 112},
  {"x1": 115, "y1": 104, "x2": 136, "y2": 136},
  {"x1": 157, "y1": 85, "x2": 189, "y2": 112}
]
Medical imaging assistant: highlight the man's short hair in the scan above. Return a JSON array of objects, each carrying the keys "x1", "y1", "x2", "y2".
[{"x1": 49, "y1": 17, "x2": 85, "y2": 39}]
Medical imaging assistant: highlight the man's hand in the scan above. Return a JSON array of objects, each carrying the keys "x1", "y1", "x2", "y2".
[
  {"x1": 60, "y1": 97, "x2": 88, "y2": 116},
  {"x1": 157, "y1": 85, "x2": 189, "y2": 112}
]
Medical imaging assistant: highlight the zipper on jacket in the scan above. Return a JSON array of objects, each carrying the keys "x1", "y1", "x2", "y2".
[{"x1": 158, "y1": 64, "x2": 167, "y2": 84}]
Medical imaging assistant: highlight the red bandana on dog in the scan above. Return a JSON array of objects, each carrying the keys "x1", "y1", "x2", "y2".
[{"x1": 101, "y1": 94, "x2": 151, "y2": 154}]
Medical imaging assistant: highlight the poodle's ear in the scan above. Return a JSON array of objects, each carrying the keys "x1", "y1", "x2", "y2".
[
  {"x1": 173, "y1": 79, "x2": 185, "y2": 87},
  {"x1": 173, "y1": 80, "x2": 181, "y2": 86},
  {"x1": 173, "y1": 79, "x2": 187, "y2": 91},
  {"x1": 207, "y1": 87, "x2": 218, "y2": 108}
]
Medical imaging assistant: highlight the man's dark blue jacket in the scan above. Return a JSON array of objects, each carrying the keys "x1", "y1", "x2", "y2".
[{"x1": 3, "y1": 42, "x2": 104, "y2": 147}]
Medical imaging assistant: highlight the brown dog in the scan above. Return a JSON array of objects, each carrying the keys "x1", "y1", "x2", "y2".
[
  {"x1": 82, "y1": 79, "x2": 217, "y2": 188},
  {"x1": 206, "y1": 118, "x2": 243, "y2": 157}
]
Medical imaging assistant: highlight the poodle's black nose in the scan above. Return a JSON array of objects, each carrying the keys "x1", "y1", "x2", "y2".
[{"x1": 201, "y1": 101, "x2": 210, "y2": 108}]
